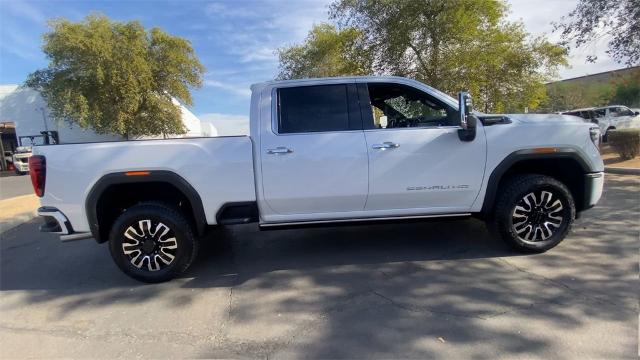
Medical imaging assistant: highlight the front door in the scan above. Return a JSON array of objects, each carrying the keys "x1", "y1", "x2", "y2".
[
  {"x1": 259, "y1": 83, "x2": 369, "y2": 217},
  {"x1": 362, "y1": 82, "x2": 486, "y2": 213}
]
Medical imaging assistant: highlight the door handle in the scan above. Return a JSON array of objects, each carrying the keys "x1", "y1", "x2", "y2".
[
  {"x1": 372, "y1": 142, "x2": 400, "y2": 150},
  {"x1": 266, "y1": 146, "x2": 293, "y2": 155}
]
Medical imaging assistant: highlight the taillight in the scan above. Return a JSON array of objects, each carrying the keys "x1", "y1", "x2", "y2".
[{"x1": 29, "y1": 155, "x2": 46, "y2": 197}]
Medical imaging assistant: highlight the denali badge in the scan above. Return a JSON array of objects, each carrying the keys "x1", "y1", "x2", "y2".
[{"x1": 407, "y1": 185, "x2": 469, "y2": 191}]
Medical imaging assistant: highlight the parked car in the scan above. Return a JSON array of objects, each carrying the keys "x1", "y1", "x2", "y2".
[
  {"x1": 561, "y1": 108, "x2": 602, "y2": 124},
  {"x1": 31, "y1": 76, "x2": 604, "y2": 282},
  {"x1": 596, "y1": 105, "x2": 640, "y2": 141},
  {"x1": 12, "y1": 146, "x2": 32, "y2": 175}
]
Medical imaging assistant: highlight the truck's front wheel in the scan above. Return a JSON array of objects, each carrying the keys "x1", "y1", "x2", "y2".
[
  {"x1": 492, "y1": 174, "x2": 575, "y2": 253},
  {"x1": 108, "y1": 203, "x2": 198, "y2": 283}
]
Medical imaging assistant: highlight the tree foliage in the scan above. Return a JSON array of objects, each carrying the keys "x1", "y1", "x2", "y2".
[
  {"x1": 278, "y1": 0, "x2": 567, "y2": 113},
  {"x1": 277, "y1": 24, "x2": 371, "y2": 80},
  {"x1": 542, "y1": 68, "x2": 640, "y2": 111},
  {"x1": 26, "y1": 14, "x2": 205, "y2": 138},
  {"x1": 554, "y1": 0, "x2": 640, "y2": 66}
]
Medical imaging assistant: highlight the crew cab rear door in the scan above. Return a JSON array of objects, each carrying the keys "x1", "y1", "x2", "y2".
[
  {"x1": 258, "y1": 82, "x2": 369, "y2": 220},
  {"x1": 359, "y1": 80, "x2": 486, "y2": 213}
]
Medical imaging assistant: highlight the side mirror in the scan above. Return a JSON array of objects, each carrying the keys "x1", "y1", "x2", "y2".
[
  {"x1": 635, "y1": 111, "x2": 639, "y2": 116},
  {"x1": 457, "y1": 91, "x2": 476, "y2": 142},
  {"x1": 458, "y1": 91, "x2": 472, "y2": 130}
]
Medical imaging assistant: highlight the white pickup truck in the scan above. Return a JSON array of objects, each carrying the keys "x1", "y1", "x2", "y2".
[{"x1": 31, "y1": 76, "x2": 605, "y2": 282}]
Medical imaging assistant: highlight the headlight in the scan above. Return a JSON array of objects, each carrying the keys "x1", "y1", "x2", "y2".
[{"x1": 589, "y1": 127, "x2": 601, "y2": 149}]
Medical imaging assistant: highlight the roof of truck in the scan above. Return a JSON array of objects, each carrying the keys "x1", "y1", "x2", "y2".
[
  {"x1": 251, "y1": 75, "x2": 412, "y2": 88},
  {"x1": 250, "y1": 76, "x2": 458, "y2": 106}
]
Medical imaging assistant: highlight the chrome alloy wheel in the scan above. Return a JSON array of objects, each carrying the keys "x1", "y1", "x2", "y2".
[
  {"x1": 122, "y1": 220, "x2": 178, "y2": 271},
  {"x1": 512, "y1": 190, "x2": 564, "y2": 243}
]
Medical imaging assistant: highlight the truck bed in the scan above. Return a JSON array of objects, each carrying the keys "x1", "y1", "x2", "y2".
[{"x1": 33, "y1": 136, "x2": 256, "y2": 233}]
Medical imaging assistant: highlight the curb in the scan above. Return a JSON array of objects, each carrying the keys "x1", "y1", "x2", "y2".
[{"x1": 604, "y1": 167, "x2": 640, "y2": 175}]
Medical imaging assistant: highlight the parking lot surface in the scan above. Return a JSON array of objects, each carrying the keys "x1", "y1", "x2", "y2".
[
  {"x1": 0, "y1": 175, "x2": 32, "y2": 200},
  {"x1": 0, "y1": 174, "x2": 637, "y2": 358}
]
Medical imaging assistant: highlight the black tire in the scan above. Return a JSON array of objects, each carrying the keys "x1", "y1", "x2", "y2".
[
  {"x1": 492, "y1": 174, "x2": 575, "y2": 253},
  {"x1": 602, "y1": 127, "x2": 615, "y2": 143},
  {"x1": 108, "y1": 202, "x2": 199, "y2": 283}
]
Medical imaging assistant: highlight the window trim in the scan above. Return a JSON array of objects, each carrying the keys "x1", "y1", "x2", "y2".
[
  {"x1": 271, "y1": 83, "x2": 363, "y2": 136},
  {"x1": 359, "y1": 82, "x2": 460, "y2": 131}
]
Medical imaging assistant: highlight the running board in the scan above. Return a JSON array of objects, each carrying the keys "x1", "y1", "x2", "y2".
[{"x1": 259, "y1": 213, "x2": 472, "y2": 229}]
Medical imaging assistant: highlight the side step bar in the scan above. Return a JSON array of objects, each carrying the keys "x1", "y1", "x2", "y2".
[{"x1": 259, "y1": 213, "x2": 472, "y2": 230}]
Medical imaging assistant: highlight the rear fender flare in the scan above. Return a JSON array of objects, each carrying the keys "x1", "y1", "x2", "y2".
[{"x1": 86, "y1": 171, "x2": 207, "y2": 243}]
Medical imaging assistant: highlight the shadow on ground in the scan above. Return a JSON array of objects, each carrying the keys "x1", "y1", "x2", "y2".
[{"x1": 1, "y1": 174, "x2": 637, "y2": 358}]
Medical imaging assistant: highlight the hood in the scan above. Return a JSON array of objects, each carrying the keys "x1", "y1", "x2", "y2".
[{"x1": 504, "y1": 113, "x2": 588, "y2": 124}]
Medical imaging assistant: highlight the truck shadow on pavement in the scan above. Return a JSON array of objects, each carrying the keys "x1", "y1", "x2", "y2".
[{"x1": 0, "y1": 175, "x2": 637, "y2": 358}]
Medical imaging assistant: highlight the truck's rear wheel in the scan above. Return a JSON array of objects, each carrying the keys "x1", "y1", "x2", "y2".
[
  {"x1": 108, "y1": 203, "x2": 198, "y2": 283},
  {"x1": 492, "y1": 174, "x2": 575, "y2": 253}
]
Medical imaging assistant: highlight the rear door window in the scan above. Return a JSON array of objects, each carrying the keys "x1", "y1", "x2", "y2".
[{"x1": 277, "y1": 84, "x2": 361, "y2": 134}]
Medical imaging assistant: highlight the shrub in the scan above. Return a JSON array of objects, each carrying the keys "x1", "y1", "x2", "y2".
[{"x1": 608, "y1": 129, "x2": 640, "y2": 160}]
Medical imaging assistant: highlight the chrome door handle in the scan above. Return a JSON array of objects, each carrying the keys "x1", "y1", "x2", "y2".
[
  {"x1": 266, "y1": 146, "x2": 293, "y2": 155},
  {"x1": 372, "y1": 142, "x2": 400, "y2": 150}
]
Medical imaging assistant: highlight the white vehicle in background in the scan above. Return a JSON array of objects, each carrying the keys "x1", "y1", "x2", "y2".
[
  {"x1": 12, "y1": 146, "x2": 32, "y2": 175},
  {"x1": 593, "y1": 105, "x2": 640, "y2": 141}
]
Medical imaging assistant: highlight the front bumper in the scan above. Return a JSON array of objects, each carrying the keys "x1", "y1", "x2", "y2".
[{"x1": 583, "y1": 172, "x2": 604, "y2": 210}]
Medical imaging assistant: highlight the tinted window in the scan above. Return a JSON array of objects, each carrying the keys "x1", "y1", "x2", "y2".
[
  {"x1": 278, "y1": 85, "x2": 358, "y2": 133},
  {"x1": 610, "y1": 107, "x2": 634, "y2": 117},
  {"x1": 365, "y1": 83, "x2": 456, "y2": 129}
]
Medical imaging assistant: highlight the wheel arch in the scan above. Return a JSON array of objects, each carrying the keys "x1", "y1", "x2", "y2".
[
  {"x1": 481, "y1": 148, "x2": 592, "y2": 216},
  {"x1": 86, "y1": 171, "x2": 207, "y2": 243}
]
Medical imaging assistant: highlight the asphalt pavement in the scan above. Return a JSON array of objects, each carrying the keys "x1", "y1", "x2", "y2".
[
  {"x1": 0, "y1": 174, "x2": 33, "y2": 200},
  {"x1": 0, "y1": 174, "x2": 638, "y2": 358}
]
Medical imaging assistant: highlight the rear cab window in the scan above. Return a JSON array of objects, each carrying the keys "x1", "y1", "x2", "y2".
[{"x1": 276, "y1": 84, "x2": 361, "y2": 134}]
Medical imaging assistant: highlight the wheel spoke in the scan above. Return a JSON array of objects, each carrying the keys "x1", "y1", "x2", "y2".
[
  {"x1": 139, "y1": 220, "x2": 152, "y2": 237},
  {"x1": 522, "y1": 193, "x2": 534, "y2": 210},
  {"x1": 124, "y1": 226, "x2": 144, "y2": 242},
  {"x1": 513, "y1": 205, "x2": 529, "y2": 218},
  {"x1": 130, "y1": 251, "x2": 145, "y2": 268},
  {"x1": 540, "y1": 191, "x2": 553, "y2": 207},
  {"x1": 546, "y1": 199, "x2": 563, "y2": 212},
  {"x1": 159, "y1": 237, "x2": 178, "y2": 250},
  {"x1": 152, "y1": 222, "x2": 170, "y2": 240},
  {"x1": 157, "y1": 249, "x2": 175, "y2": 265},
  {"x1": 147, "y1": 255, "x2": 161, "y2": 271},
  {"x1": 539, "y1": 224, "x2": 553, "y2": 240}
]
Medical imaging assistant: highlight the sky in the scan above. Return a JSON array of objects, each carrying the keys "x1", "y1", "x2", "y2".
[{"x1": 0, "y1": 0, "x2": 624, "y2": 135}]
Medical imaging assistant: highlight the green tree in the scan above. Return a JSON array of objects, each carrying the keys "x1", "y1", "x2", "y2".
[
  {"x1": 543, "y1": 81, "x2": 614, "y2": 112},
  {"x1": 278, "y1": 0, "x2": 567, "y2": 113},
  {"x1": 554, "y1": 0, "x2": 639, "y2": 66},
  {"x1": 610, "y1": 70, "x2": 640, "y2": 106},
  {"x1": 26, "y1": 14, "x2": 205, "y2": 138},
  {"x1": 277, "y1": 24, "x2": 372, "y2": 80}
]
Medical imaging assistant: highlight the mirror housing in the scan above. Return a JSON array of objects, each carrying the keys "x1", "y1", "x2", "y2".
[{"x1": 457, "y1": 91, "x2": 476, "y2": 142}]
